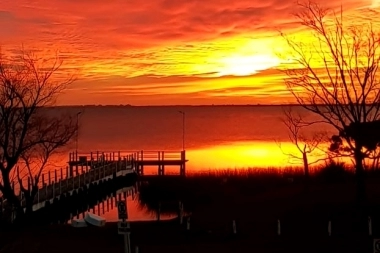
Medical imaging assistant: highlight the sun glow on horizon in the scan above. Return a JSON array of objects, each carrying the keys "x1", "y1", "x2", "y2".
[
  {"x1": 371, "y1": 0, "x2": 380, "y2": 7},
  {"x1": 215, "y1": 54, "x2": 281, "y2": 77},
  {"x1": 1, "y1": 0, "x2": 378, "y2": 105}
]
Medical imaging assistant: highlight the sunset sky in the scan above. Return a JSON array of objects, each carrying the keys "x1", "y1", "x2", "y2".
[{"x1": 1, "y1": 0, "x2": 379, "y2": 105}]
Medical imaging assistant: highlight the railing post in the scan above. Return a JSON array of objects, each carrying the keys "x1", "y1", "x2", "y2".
[
  {"x1": 55, "y1": 170, "x2": 57, "y2": 183},
  {"x1": 79, "y1": 173, "x2": 81, "y2": 187},
  {"x1": 48, "y1": 171, "x2": 51, "y2": 185},
  {"x1": 60, "y1": 168, "x2": 63, "y2": 181},
  {"x1": 66, "y1": 167, "x2": 69, "y2": 179},
  {"x1": 42, "y1": 174, "x2": 45, "y2": 186},
  {"x1": 27, "y1": 177, "x2": 31, "y2": 192}
]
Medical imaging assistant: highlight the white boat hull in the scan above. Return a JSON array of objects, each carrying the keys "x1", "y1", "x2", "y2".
[
  {"x1": 84, "y1": 213, "x2": 106, "y2": 227},
  {"x1": 71, "y1": 218, "x2": 88, "y2": 228}
]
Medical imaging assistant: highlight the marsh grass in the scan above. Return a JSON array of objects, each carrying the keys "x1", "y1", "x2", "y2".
[{"x1": 137, "y1": 161, "x2": 367, "y2": 215}]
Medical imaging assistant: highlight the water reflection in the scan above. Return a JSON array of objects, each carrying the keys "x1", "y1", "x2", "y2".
[
  {"x1": 74, "y1": 187, "x2": 177, "y2": 222},
  {"x1": 49, "y1": 141, "x2": 334, "y2": 176}
]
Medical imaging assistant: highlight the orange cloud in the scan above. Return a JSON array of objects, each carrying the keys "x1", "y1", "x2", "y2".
[{"x1": 0, "y1": 0, "x2": 377, "y2": 105}]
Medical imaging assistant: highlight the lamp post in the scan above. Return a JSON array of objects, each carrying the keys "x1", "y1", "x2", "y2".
[
  {"x1": 76, "y1": 111, "x2": 82, "y2": 156},
  {"x1": 178, "y1": 111, "x2": 185, "y2": 151}
]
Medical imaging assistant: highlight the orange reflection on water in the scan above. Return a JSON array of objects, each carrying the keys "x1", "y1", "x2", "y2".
[
  {"x1": 185, "y1": 141, "x2": 329, "y2": 171},
  {"x1": 40, "y1": 141, "x2": 332, "y2": 175},
  {"x1": 79, "y1": 192, "x2": 176, "y2": 222}
]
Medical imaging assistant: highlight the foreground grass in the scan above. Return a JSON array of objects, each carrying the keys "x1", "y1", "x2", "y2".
[
  {"x1": 3, "y1": 162, "x2": 380, "y2": 253},
  {"x1": 137, "y1": 162, "x2": 380, "y2": 238}
]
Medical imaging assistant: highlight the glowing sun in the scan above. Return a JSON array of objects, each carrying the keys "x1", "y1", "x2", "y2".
[{"x1": 216, "y1": 54, "x2": 280, "y2": 77}]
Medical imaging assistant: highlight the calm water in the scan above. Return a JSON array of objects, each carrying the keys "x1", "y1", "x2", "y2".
[
  {"x1": 58, "y1": 105, "x2": 335, "y2": 170},
  {"x1": 72, "y1": 187, "x2": 176, "y2": 222},
  {"x1": 48, "y1": 105, "x2": 338, "y2": 221}
]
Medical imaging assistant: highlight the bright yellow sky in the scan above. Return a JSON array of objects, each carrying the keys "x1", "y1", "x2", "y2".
[{"x1": 0, "y1": 0, "x2": 379, "y2": 105}]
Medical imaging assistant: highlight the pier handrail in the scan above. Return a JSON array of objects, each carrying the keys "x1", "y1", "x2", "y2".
[{"x1": 69, "y1": 150, "x2": 186, "y2": 162}]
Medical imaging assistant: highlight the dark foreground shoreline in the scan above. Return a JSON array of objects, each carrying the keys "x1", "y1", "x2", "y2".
[
  {"x1": 0, "y1": 217, "x2": 376, "y2": 253},
  {"x1": 3, "y1": 167, "x2": 380, "y2": 253}
]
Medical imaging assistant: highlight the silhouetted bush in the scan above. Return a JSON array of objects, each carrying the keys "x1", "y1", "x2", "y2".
[{"x1": 315, "y1": 160, "x2": 351, "y2": 183}]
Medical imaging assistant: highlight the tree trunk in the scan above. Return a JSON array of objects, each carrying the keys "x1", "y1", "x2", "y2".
[
  {"x1": 1, "y1": 169, "x2": 25, "y2": 223},
  {"x1": 2, "y1": 169, "x2": 20, "y2": 208},
  {"x1": 302, "y1": 152, "x2": 310, "y2": 193},
  {"x1": 354, "y1": 145, "x2": 366, "y2": 205},
  {"x1": 302, "y1": 152, "x2": 309, "y2": 178}
]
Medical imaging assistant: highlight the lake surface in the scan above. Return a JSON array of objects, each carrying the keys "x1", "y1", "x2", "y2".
[
  {"x1": 73, "y1": 188, "x2": 176, "y2": 223},
  {"x1": 49, "y1": 105, "x2": 338, "y2": 221},
  {"x1": 53, "y1": 105, "x2": 335, "y2": 171}
]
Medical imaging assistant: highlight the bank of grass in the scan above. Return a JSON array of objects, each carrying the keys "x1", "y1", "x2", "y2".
[
  {"x1": 3, "y1": 162, "x2": 380, "y2": 253},
  {"x1": 138, "y1": 161, "x2": 357, "y2": 214},
  {"x1": 137, "y1": 161, "x2": 380, "y2": 238}
]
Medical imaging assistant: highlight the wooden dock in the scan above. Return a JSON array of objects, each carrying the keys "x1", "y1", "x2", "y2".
[
  {"x1": 133, "y1": 150, "x2": 188, "y2": 176},
  {"x1": 13, "y1": 150, "x2": 187, "y2": 212},
  {"x1": 68, "y1": 150, "x2": 187, "y2": 176}
]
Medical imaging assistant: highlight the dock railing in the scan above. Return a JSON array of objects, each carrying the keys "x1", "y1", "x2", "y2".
[{"x1": 9, "y1": 150, "x2": 187, "y2": 209}]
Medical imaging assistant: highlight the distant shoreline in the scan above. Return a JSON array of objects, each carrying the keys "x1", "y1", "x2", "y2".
[{"x1": 46, "y1": 104, "x2": 335, "y2": 108}]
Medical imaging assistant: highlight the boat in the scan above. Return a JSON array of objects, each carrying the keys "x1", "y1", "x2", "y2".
[
  {"x1": 71, "y1": 218, "x2": 88, "y2": 228},
  {"x1": 84, "y1": 212, "x2": 106, "y2": 227}
]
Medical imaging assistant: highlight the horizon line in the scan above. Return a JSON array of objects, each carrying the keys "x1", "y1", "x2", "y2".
[{"x1": 51, "y1": 103, "x2": 374, "y2": 107}]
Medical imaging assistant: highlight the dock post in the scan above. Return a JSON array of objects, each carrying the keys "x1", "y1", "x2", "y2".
[
  {"x1": 48, "y1": 171, "x2": 51, "y2": 185},
  {"x1": 158, "y1": 152, "x2": 161, "y2": 175},
  {"x1": 60, "y1": 168, "x2": 63, "y2": 181},
  {"x1": 52, "y1": 181, "x2": 55, "y2": 199},
  {"x1": 27, "y1": 177, "x2": 31, "y2": 192},
  {"x1": 55, "y1": 170, "x2": 57, "y2": 183},
  {"x1": 66, "y1": 166, "x2": 69, "y2": 179},
  {"x1": 181, "y1": 150, "x2": 186, "y2": 176},
  {"x1": 69, "y1": 165, "x2": 73, "y2": 178},
  {"x1": 42, "y1": 174, "x2": 45, "y2": 186}
]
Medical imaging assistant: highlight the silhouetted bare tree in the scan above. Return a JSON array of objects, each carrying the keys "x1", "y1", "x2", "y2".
[
  {"x1": 282, "y1": 1, "x2": 380, "y2": 203},
  {"x1": 0, "y1": 50, "x2": 77, "y2": 218},
  {"x1": 279, "y1": 106, "x2": 326, "y2": 178}
]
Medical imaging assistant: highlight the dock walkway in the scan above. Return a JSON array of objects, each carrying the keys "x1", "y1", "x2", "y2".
[{"x1": 14, "y1": 150, "x2": 187, "y2": 211}]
